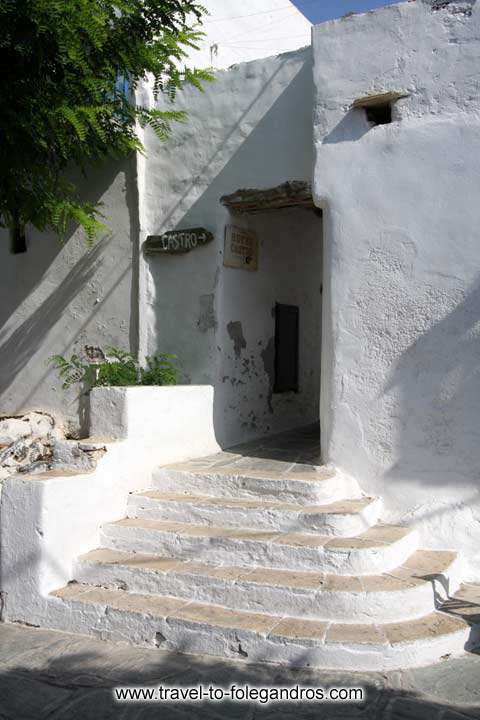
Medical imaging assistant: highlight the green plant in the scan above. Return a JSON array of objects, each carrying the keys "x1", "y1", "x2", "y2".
[
  {"x1": 141, "y1": 353, "x2": 179, "y2": 386},
  {"x1": 49, "y1": 346, "x2": 180, "y2": 390},
  {"x1": 95, "y1": 348, "x2": 140, "y2": 387},
  {"x1": 48, "y1": 353, "x2": 95, "y2": 390},
  {"x1": 0, "y1": 0, "x2": 212, "y2": 246}
]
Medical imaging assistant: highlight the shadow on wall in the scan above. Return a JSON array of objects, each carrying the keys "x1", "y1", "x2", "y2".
[
  {"x1": 0, "y1": 157, "x2": 138, "y2": 434},
  {"x1": 323, "y1": 108, "x2": 372, "y2": 145},
  {"x1": 151, "y1": 47, "x2": 314, "y2": 236},
  {"x1": 146, "y1": 49, "x2": 315, "y2": 446},
  {"x1": 0, "y1": 237, "x2": 108, "y2": 407},
  {"x1": 384, "y1": 274, "x2": 480, "y2": 486},
  {"x1": 0, "y1": 160, "x2": 128, "y2": 325}
]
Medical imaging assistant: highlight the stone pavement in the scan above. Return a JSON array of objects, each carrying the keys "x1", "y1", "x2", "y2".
[
  {"x1": 216, "y1": 422, "x2": 323, "y2": 468},
  {"x1": 1, "y1": 622, "x2": 479, "y2": 720}
]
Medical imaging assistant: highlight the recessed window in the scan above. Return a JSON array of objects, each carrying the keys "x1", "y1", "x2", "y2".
[
  {"x1": 365, "y1": 102, "x2": 392, "y2": 126},
  {"x1": 352, "y1": 90, "x2": 408, "y2": 128},
  {"x1": 10, "y1": 225, "x2": 27, "y2": 254}
]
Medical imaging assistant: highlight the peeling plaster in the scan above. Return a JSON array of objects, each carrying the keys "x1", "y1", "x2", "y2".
[
  {"x1": 227, "y1": 321, "x2": 247, "y2": 359},
  {"x1": 261, "y1": 337, "x2": 276, "y2": 414},
  {"x1": 197, "y1": 294, "x2": 217, "y2": 333},
  {"x1": 140, "y1": 45, "x2": 319, "y2": 447}
]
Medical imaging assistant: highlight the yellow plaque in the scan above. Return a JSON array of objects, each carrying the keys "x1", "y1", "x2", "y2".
[{"x1": 224, "y1": 225, "x2": 258, "y2": 271}]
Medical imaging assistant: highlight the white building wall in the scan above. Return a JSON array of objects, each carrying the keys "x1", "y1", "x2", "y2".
[
  {"x1": 187, "y1": 0, "x2": 311, "y2": 70},
  {"x1": 0, "y1": 3, "x2": 311, "y2": 435},
  {"x1": 312, "y1": 1, "x2": 480, "y2": 576},
  {"x1": 140, "y1": 47, "x2": 315, "y2": 446},
  {"x1": 0, "y1": 160, "x2": 138, "y2": 435}
]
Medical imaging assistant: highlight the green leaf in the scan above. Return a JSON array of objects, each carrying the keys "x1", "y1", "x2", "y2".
[
  {"x1": 48, "y1": 345, "x2": 180, "y2": 390},
  {"x1": 0, "y1": 0, "x2": 212, "y2": 244}
]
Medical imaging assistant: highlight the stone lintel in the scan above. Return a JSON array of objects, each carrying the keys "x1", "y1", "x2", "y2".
[
  {"x1": 220, "y1": 181, "x2": 316, "y2": 214},
  {"x1": 352, "y1": 91, "x2": 409, "y2": 109}
]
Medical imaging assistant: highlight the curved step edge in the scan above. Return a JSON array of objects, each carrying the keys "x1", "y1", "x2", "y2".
[
  {"x1": 74, "y1": 548, "x2": 462, "y2": 623},
  {"x1": 152, "y1": 464, "x2": 362, "y2": 506},
  {"x1": 47, "y1": 584, "x2": 473, "y2": 672},
  {"x1": 127, "y1": 492, "x2": 382, "y2": 536},
  {"x1": 100, "y1": 518, "x2": 417, "y2": 575}
]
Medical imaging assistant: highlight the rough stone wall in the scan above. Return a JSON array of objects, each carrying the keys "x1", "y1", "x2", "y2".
[
  {"x1": 312, "y1": 1, "x2": 480, "y2": 575},
  {"x1": 0, "y1": 411, "x2": 105, "y2": 488},
  {"x1": 141, "y1": 46, "x2": 316, "y2": 446},
  {"x1": 0, "y1": 159, "x2": 139, "y2": 436}
]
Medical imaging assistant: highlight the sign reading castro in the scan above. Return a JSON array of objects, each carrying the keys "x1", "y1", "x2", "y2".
[{"x1": 144, "y1": 228, "x2": 214, "y2": 255}]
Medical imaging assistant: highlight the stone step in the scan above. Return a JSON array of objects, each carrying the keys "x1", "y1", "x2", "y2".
[
  {"x1": 75, "y1": 548, "x2": 462, "y2": 623},
  {"x1": 440, "y1": 583, "x2": 480, "y2": 648},
  {"x1": 101, "y1": 518, "x2": 417, "y2": 575},
  {"x1": 48, "y1": 583, "x2": 475, "y2": 671},
  {"x1": 152, "y1": 461, "x2": 362, "y2": 505},
  {"x1": 127, "y1": 491, "x2": 381, "y2": 536}
]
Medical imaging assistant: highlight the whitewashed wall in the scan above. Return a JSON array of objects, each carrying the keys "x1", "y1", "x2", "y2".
[
  {"x1": 0, "y1": 1, "x2": 311, "y2": 437},
  {"x1": 140, "y1": 47, "x2": 316, "y2": 446},
  {"x1": 0, "y1": 161, "x2": 138, "y2": 435},
  {"x1": 312, "y1": 1, "x2": 480, "y2": 576},
  {"x1": 187, "y1": 0, "x2": 311, "y2": 70}
]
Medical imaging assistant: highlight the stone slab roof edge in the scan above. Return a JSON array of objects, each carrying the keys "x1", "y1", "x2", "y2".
[
  {"x1": 352, "y1": 91, "x2": 410, "y2": 109},
  {"x1": 220, "y1": 181, "x2": 316, "y2": 213}
]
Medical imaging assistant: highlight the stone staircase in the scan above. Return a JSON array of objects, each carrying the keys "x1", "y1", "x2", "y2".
[{"x1": 49, "y1": 427, "x2": 480, "y2": 670}]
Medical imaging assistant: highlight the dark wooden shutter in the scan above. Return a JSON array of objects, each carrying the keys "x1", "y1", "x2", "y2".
[{"x1": 274, "y1": 303, "x2": 299, "y2": 393}]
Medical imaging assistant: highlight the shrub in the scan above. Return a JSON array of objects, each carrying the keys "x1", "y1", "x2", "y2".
[{"x1": 49, "y1": 346, "x2": 179, "y2": 390}]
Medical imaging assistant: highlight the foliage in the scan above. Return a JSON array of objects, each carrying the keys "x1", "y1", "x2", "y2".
[
  {"x1": 0, "y1": 0, "x2": 212, "y2": 242},
  {"x1": 49, "y1": 346, "x2": 180, "y2": 390},
  {"x1": 140, "y1": 353, "x2": 179, "y2": 386},
  {"x1": 95, "y1": 347, "x2": 139, "y2": 387}
]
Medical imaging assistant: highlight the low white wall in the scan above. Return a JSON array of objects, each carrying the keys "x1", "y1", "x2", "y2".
[
  {"x1": 141, "y1": 46, "x2": 316, "y2": 447},
  {"x1": 0, "y1": 386, "x2": 220, "y2": 624},
  {"x1": 0, "y1": 159, "x2": 138, "y2": 437},
  {"x1": 90, "y1": 385, "x2": 221, "y2": 460},
  {"x1": 312, "y1": 1, "x2": 480, "y2": 576}
]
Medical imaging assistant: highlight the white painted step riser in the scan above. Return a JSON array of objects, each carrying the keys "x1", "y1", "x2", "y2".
[
  {"x1": 74, "y1": 558, "x2": 462, "y2": 623},
  {"x1": 152, "y1": 468, "x2": 363, "y2": 506},
  {"x1": 100, "y1": 525, "x2": 418, "y2": 575},
  {"x1": 127, "y1": 496, "x2": 382, "y2": 537},
  {"x1": 43, "y1": 596, "x2": 470, "y2": 672}
]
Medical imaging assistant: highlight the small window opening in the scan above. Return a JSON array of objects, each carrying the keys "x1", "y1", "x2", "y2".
[
  {"x1": 365, "y1": 102, "x2": 392, "y2": 126},
  {"x1": 10, "y1": 224, "x2": 27, "y2": 254},
  {"x1": 274, "y1": 303, "x2": 299, "y2": 394},
  {"x1": 352, "y1": 91, "x2": 408, "y2": 128}
]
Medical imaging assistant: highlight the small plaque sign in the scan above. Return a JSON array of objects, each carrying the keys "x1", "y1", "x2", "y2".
[
  {"x1": 144, "y1": 228, "x2": 213, "y2": 255},
  {"x1": 224, "y1": 225, "x2": 258, "y2": 271}
]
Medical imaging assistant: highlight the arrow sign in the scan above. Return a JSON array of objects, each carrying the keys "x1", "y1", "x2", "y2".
[{"x1": 144, "y1": 228, "x2": 214, "y2": 255}]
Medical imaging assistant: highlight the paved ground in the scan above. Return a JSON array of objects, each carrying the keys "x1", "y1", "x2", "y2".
[
  {"x1": 219, "y1": 422, "x2": 323, "y2": 468},
  {"x1": 1, "y1": 622, "x2": 479, "y2": 720}
]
